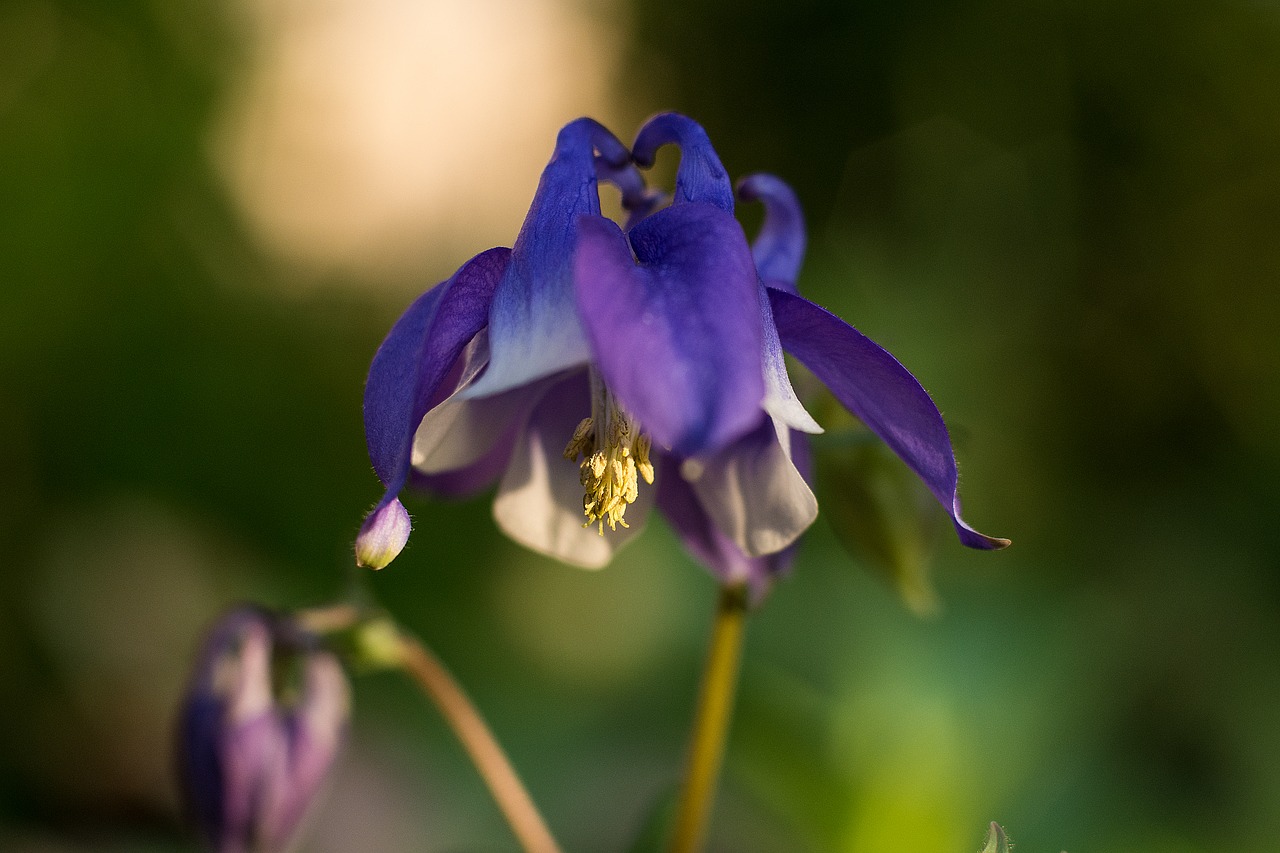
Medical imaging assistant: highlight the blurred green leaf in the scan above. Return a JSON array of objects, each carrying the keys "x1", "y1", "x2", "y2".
[
  {"x1": 812, "y1": 397, "x2": 944, "y2": 616},
  {"x1": 626, "y1": 784, "x2": 679, "y2": 853}
]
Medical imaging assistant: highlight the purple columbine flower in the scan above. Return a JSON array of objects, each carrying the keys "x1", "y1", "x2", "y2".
[
  {"x1": 178, "y1": 607, "x2": 349, "y2": 853},
  {"x1": 357, "y1": 113, "x2": 1006, "y2": 594}
]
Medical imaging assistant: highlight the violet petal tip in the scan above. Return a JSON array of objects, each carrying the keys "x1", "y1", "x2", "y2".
[{"x1": 355, "y1": 498, "x2": 411, "y2": 569}]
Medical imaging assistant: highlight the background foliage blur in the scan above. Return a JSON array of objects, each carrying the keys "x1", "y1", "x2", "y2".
[{"x1": 3, "y1": 0, "x2": 1279, "y2": 850}]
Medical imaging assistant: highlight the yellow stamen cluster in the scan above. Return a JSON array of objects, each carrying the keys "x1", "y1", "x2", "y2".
[{"x1": 563, "y1": 415, "x2": 655, "y2": 535}]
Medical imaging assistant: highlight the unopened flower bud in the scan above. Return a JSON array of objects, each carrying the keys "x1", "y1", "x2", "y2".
[
  {"x1": 355, "y1": 498, "x2": 411, "y2": 569},
  {"x1": 178, "y1": 607, "x2": 350, "y2": 853}
]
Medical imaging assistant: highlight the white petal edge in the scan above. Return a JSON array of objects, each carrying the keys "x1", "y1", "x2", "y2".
[
  {"x1": 688, "y1": 416, "x2": 818, "y2": 557},
  {"x1": 759, "y1": 285, "x2": 822, "y2": 434}
]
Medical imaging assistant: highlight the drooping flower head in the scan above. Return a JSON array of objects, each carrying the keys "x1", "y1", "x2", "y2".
[
  {"x1": 358, "y1": 113, "x2": 1006, "y2": 598},
  {"x1": 178, "y1": 607, "x2": 349, "y2": 853}
]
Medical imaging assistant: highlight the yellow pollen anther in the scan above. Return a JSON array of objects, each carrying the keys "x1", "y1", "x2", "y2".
[
  {"x1": 563, "y1": 383, "x2": 654, "y2": 535},
  {"x1": 563, "y1": 417, "x2": 595, "y2": 461}
]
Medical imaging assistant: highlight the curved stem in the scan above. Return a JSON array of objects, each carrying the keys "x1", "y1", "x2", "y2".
[
  {"x1": 669, "y1": 584, "x2": 750, "y2": 853},
  {"x1": 296, "y1": 604, "x2": 558, "y2": 851},
  {"x1": 295, "y1": 603, "x2": 362, "y2": 634},
  {"x1": 396, "y1": 633, "x2": 563, "y2": 853}
]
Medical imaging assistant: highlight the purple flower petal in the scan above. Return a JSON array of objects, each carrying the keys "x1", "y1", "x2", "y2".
[
  {"x1": 574, "y1": 204, "x2": 766, "y2": 456},
  {"x1": 363, "y1": 247, "x2": 510, "y2": 495},
  {"x1": 686, "y1": 415, "x2": 818, "y2": 557},
  {"x1": 731, "y1": 173, "x2": 819, "y2": 432},
  {"x1": 737, "y1": 173, "x2": 805, "y2": 293},
  {"x1": 214, "y1": 619, "x2": 277, "y2": 851},
  {"x1": 261, "y1": 652, "x2": 349, "y2": 851},
  {"x1": 220, "y1": 712, "x2": 280, "y2": 852},
  {"x1": 769, "y1": 288, "x2": 1009, "y2": 550},
  {"x1": 464, "y1": 119, "x2": 629, "y2": 398},
  {"x1": 632, "y1": 113, "x2": 735, "y2": 212},
  {"x1": 493, "y1": 372, "x2": 652, "y2": 567}
]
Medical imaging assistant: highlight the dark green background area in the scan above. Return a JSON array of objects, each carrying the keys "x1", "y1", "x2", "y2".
[{"x1": 3, "y1": 1, "x2": 1279, "y2": 851}]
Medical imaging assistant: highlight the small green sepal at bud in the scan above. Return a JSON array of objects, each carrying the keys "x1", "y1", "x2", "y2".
[{"x1": 349, "y1": 617, "x2": 406, "y2": 671}]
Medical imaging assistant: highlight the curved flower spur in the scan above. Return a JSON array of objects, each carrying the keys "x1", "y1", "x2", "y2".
[{"x1": 357, "y1": 113, "x2": 1007, "y2": 594}]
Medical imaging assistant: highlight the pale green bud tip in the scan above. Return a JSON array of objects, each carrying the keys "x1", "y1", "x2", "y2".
[
  {"x1": 355, "y1": 499, "x2": 410, "y2": 569},
  {"x1": 980, "y1": 822, "x2": 1011, "y2": 853}
]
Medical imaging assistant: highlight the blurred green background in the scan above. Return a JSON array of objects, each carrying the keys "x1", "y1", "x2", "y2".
[{"x1": 3, "y1": 0, "x2": 1279, "y2": 851}]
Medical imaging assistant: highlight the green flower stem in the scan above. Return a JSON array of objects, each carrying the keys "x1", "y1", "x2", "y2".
[
  {"x1": 298, "y1": 605, "x2": 561, "y2": 853},
  {"x1": 395, "y1": 633, "x2": 564, "y2": 853},
  {"x1": 296, "y1": 603, "x2": 363, "y2": 634},
  {"x1": 669, "y1": 584, "x2": 750, "y2": 853}
]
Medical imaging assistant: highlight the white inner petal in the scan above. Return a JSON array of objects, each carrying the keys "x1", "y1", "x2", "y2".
[
  {"x1": 411, "y1": 386, "x2": 539, "y2": 473},
  {"x1": 411, "y1": 330, "x2": 544, "y2": 474},
  {"x1": 689, "y1": 416, "x2": 817, "y2": 557},
  {"x1": 493, "y1": 385, "x2": 652, "y2": 569},
  {"x1": 762, "y1": 361, "x2": 822, "y2": 435}
]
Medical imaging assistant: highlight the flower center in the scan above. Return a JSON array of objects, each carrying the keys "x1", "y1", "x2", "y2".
[{"x1": 562, "y1": 373, "x2": 654, "y2": 535}]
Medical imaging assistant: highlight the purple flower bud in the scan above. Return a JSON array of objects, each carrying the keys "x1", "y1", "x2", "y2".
[{"x1": 178, "y1": 607, "x2": 350, "y2": 853}]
